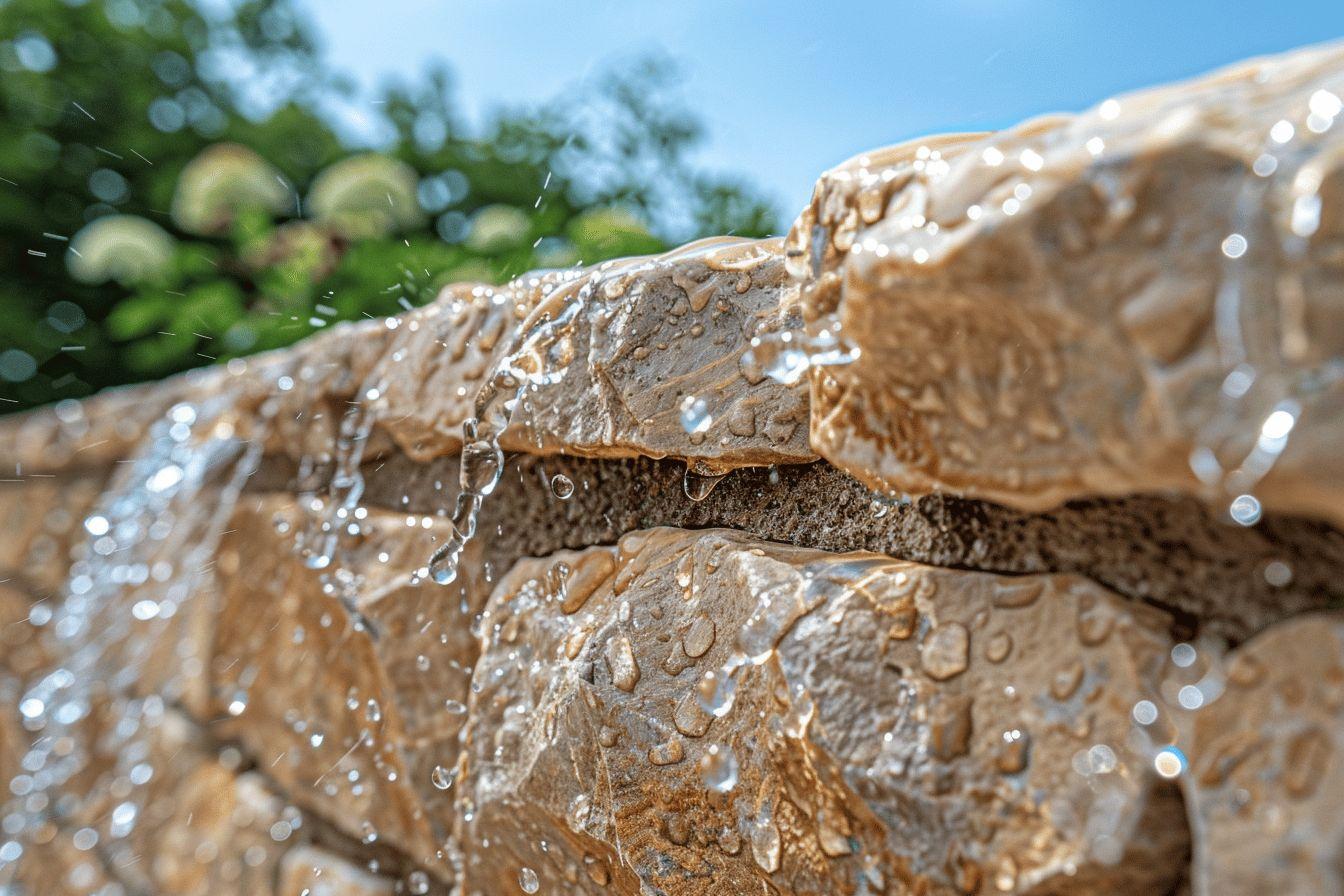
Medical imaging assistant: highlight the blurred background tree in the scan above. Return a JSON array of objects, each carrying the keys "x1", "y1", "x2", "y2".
[{"x1": 0, "y1": 0, "x2": 779, "y2": 413}]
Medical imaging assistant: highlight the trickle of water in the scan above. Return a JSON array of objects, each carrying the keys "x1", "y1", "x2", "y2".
[
  {"x1": 426, "y1": 416, "x2": 505, "y2": 585},
  {"x1": 1, "y1": 392, "x2": 276, "y2": 881},
  {"x1": 424, "y1": 238, "x2": 771, "y2": 586},
  {"x1": 297, "y1": 380, "x2": 382, "y2": 572},
  {"x1": 1194, "y1": 73, "x2": 1344, "y2": 516}
]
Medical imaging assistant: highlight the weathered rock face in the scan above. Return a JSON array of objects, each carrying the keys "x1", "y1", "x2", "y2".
[
  {"x1": 2, "y1": 42, "x2": 1344, "y2": 896},
  {"x1": 786, "y1": 43, "x2": 1344, "y2": 526},
  {"x1": 460, "y1": 529, "x2": 1186, "y2": 895}
]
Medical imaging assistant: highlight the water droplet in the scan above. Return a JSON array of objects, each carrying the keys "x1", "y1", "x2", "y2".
[
  {"x1": 683, "y1": 467, "x2": 728, "y2": 502},
  {"x1": 920, "y1": 623, "x2": 969, "y2": 680},
  {"x1": 1284, "y1": 727, "x2": 1332, "y2": 797},
  {"x1": 1230, "y1": 493, "x2": 1262, "y2": 526},
  {"x1": 567, "y1": 794, "x2": 592, "y2": 832},
  {"x1": 1052, "y1": 660, "x2": 1085, "y2": 700},
  {"x1": 682, "y1": 615, "x2": 716, "y2": 658},
  {"x1": 984, "y1": 631, "x2": 1012, "y2": 663},
  {"x1": 408, "y1": 870, "x2": 430, "y2": 894},
  {"x1": 679, "y1": 395, "x2": 713, "y2": 435},
  {"x1": 992, "y1": 580, "x2": 1042, "y2": 608},
  {"x1": 696, "y1": 666, "x2": 740, "y2": 718},
  {"x1": 699, "y1": 744, "x2": 738, "y2": 792},
  {"x1": 550, "y1": 474, "x2": 574, "y2": 499},
  {"x1": 1154, "y1": 746, "x2": 1186, "y2": 778},
  {"x1": 1132, "y1": 700, "x2": 1159, "y2": 725},
  {"x1": 996, "y1": 729, "x2": 1031, "y2": 774},
  {"x1": 749, "y1": 808, "x2": 781, "y2": 873},
  {"x1": 649, "y1": 738, "x2": 685, "y2": 766},
  {"x1": 605, "y1": 636, "x2": 640, "y2": 692},
  {"x1": 431, "y1": 764, "x2": 455, "y2": 791},
  {"x1": 518, "y1": 866, "x2": 540, "y2": 893}
]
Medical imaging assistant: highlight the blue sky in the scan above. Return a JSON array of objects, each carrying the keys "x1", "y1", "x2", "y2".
[{"x1": 294, "y1": 0, "x2": 1344, "y2": 223}]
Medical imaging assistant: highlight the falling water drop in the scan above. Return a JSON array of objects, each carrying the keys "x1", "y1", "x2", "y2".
[
  {"x1": 1229, "y1": 493, "x2": 1263, "y2": 526},
  {"x1": 550, "y1": 474, "x2": 574, "y2": 500},
  {"x1": 683, "y1": 467, "x2": 728, "y2": 502},
  {"x1": 430, "y1": 764, "x2": 455, "y2": 791}
]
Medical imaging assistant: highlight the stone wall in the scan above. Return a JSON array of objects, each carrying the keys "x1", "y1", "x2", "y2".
[{"x1": 2, "y1": 42, "x2": 1344, "y2": 896}]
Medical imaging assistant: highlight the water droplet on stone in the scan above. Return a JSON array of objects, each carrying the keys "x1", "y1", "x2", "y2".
[
  {"x1": 699, "y1": 744, "x2": 739, "y2": 792},
  {"x1": 682, "y1": 615, "x2": 716, "y2": 658},
  {"x1": 605, "y1": 636, "x2": 640, "y2": 692},
  {"x1": 996, "y1": 728, "x2": 1031, "y2": 774},
  {"x1": 679, "y1": 394, "x2": 713, "y2": 435},
  {"x1": 749, "y1": 809, "x2": 781, "y2": 873},
  {"x1": 921, "y1": 623, "x2": 970, "y2": 680},
  {"x1": 567, "y1": 793, "x2": 592, "y2": 832},
  {"x1": 649, "y1": 738, "x2": 685, "y2": 766}
]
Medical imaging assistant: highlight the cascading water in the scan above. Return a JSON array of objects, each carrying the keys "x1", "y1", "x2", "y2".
[
  {"x1": 0, "y1": 389, "x2": 276, "y2": 887},
  {"x1": 421, "y1": 237, "x2": 807, "y2": 587}
]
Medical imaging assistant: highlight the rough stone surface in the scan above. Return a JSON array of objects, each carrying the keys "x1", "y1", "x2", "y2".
[
  {"x1": 370, "y1": 237, "x2": 812, "y2": 472},
  {"x1": 1166, "y1": 613, "x2": 1344, "y2": 896},
  {"x1": 787, "y1": 43, "x2": 1344, "y2": 526},
  {"x1": 458, "y1": 528, "x2": 1187, "y2": 895},
  {"x1": 2, "y1": 41, "x2": 1344, "y2": 896}
]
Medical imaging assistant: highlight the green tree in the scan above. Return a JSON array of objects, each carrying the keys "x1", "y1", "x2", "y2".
[{"x1": 0, "y1": 0, "x2": 779, "y2": 413}]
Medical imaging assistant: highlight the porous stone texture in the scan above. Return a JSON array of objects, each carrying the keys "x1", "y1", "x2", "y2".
[{"x1": 2, "y1": 41, "x2": 1344, "y2": 896}]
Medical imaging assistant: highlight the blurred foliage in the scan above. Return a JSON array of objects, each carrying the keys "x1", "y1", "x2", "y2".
[{"x1": 0, "y1": 0, "x2": 780, "y2": 412}]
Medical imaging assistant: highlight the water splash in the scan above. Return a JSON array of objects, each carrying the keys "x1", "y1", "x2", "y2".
[
  {"x1": 425, "y1": 237, "x2": 773, "y2": 586},
  {"x1": 296, "y1": 378, "x2": 384, "y2": 574}
]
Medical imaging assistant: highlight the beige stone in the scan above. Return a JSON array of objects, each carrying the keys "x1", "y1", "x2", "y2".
[
  {"x1": 278, "y1": 845, "x2": 397, "y2": 895},
  {"x1": 457, "y1": 527, "x2": 1185, "y2": 894},
  {"x1": 787, "y1": 43, "x2": 1344, "y2": 526},
  {"x1": 1169, "y1": 612, "x2": 1344, "y2": 896},
  {"x1": 5, "y1": 40, "x2": 1344, "y2": 896}
]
